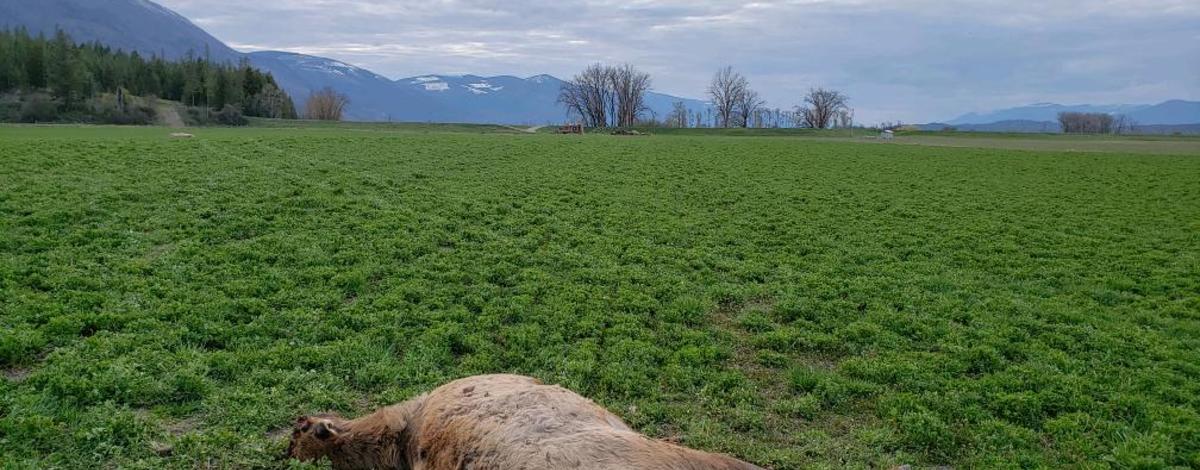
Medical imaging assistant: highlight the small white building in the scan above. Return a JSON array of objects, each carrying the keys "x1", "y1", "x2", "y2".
[{"x1": 880, "y1": 130, "x2": 895, "y2": 140}]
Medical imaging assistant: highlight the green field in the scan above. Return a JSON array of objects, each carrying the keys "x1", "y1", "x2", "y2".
[{"x1": 1, "y1": 125, "x2": 1198, "y2": 468}]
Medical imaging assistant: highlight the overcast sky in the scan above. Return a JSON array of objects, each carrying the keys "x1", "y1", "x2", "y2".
[{"x1": 156, "y1": 0, "x2": 1199, "y2": 123}]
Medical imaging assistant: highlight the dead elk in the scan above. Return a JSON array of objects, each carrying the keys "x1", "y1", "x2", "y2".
[{"x1": 285, "y1": 374, "x2": 765, "y2": 470}]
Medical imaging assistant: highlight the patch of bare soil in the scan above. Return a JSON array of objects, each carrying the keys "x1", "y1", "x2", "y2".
[
  {"x1": 3, "y1": 367, "x2": 31, "y2": 382},
  {"x1": 167, "y1": 415, "x2": 203, "y2": 436}
]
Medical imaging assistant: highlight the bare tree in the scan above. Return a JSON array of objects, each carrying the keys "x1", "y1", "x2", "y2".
[
  {"x1": 610, "y1": 64, "x2": 652, "y2": 127},
  {"x1": 559, "y1": 63, "x2": 651, "y2": 128},
  {"x1": 708, "y1": 66, "x2": 748, "y2": 128},
  {"x1": 557, "y1": 82, "x2": 587, "y2": 125},
  {"x1": 1112, "y1": 114, "x2": 1138, "y2": 135},
  {"x1": 736, "y1": 89, "x2": 765, "y2": 128},
  {"x1": 836, "y1": 108, "x2": 854, "y2": 129},
  {"x1": 1096, "y1": 113, "x2": 1114, "y2": 133},
  {"x1": 304, "y1": 87, "x2": 349, "y2": 121},
  {"x1": 796, "y1": 88, "x2": 848, "y2": 129},
  {"x1": 1058, "y1": 112, "x2": 1116, "y2": 134},
  {"x1": 558, "y1": 64, "x2": 610, "y2": 127},
  {"x1": 666, "y1": 101, "x2": 689, "y2": 128},
  {"x1": 1056, "y1": 112, "x2": 1072, "y2": 133}
]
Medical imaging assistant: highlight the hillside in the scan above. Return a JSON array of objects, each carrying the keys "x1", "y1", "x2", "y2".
[
  {"x1": 0, "y1": 0, "x2": 240, "y2": 63},
  {"x1": 0, "y1": 0, "x2": 708, "y2": 124},
  {"x1": 0, "y1": 28, "x2": 295, "y2": 124},
  {"x1": 245, "y1": 51, "x2": 433, "y2": 122}
]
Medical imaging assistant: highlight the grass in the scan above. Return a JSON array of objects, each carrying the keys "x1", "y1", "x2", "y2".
[
  {"x1": 890, "y1": 131, "x2": 1200, "y2": 155},
  {"x1": 896, "y1": 129, "x2": 1200, "y2": 141},
  {"x1": 244, "y1": 117, "x2": 526, "y2": 134},
  {"x1": 1, "y1": 125, "x2": 1198, "y2": 469},
  {"x1": 543, "y1": 125, "x2": 1200, "y2": 155}
]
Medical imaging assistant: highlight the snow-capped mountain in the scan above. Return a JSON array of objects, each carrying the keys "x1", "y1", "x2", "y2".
[
  {"x1": 393, "y1": 74, "x2": 709, "y2": 124},
  {"x1": 0, "y1": 0, "x2": 710, "y2": 124},
  {"x1": 392, "y1": 74, "x2": 569, "y2": 124},
  {"x1": 245, "y1": 51, "x2": 439, "y2": 122}
]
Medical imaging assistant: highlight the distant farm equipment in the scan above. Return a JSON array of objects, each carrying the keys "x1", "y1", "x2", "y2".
[{"x1": 558, "y1": 123, "x2": 584, "y2": 134}]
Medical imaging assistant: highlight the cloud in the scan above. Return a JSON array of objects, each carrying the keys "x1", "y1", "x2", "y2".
[{"x1": 156, "y1": 0, "x2": 1200, "y2": 123}]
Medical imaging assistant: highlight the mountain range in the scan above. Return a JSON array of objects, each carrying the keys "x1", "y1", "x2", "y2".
[
  {"x1": 249, "y1": 51, "x2": 707, "y2": 123},
  {"x1": 0, "y1": 0, "x2": 707, "y2": 123},
  {"x1": 945, "y1": 100, "x2": 1200, "y2": 126},
  {"x1": 916, "y1": 101, "x2": 1200, "y2": 134}
]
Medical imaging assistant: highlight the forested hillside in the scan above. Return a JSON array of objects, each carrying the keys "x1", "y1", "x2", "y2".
[{"x1": 0, "y1": 28, "x2": 296, "y2": 124}]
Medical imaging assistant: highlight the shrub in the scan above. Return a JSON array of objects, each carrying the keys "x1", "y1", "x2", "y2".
[
  {"x1": 183, "y1": 107, "x2": 213, "y2": 126},
  {"x1": 19, "y1": 92, "x2": 59, "y2": 123},
  {"x1": 0, "y1": 92, "x2": 20, "y2": 121},
  {"x1": 93, "y1": 98, "x2": 156, "y2": 125},
  {"x1": 215, "y1": 104, "x2": 247, "y2": 126},
  {"x1": 184, "y1": 105, "x2": 248, "y2": 127}
]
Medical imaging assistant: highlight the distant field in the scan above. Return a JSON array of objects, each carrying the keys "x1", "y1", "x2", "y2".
[
  {"x1": 541, "y1": 125, "x2": 1200, "y2": 155},
  {"x1": 1, "y1": 126, "x2": 1198, "y2": 468},
  {"x1": 890, "y1": 131, "x2": 1200, "y2": 155},
  {"x1": 244, "y1": 117, "x2": 528, "y2": 134}
]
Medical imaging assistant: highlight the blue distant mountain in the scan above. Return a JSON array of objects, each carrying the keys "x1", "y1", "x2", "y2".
[
  {"x1": 390, "y1": 73, "x2": 706, "y2": 124},
  {"x1": 0, "y1": 0, "x2": 709, "y2": 124},
  {"x1": 917, "y1": 120, "x2": 1062, "y2": 133},
  {"x1": 244, "y1": 51, "x2": 437, "y2": 122},
  {"x1": 242, "y1": 52, "x2": 708, "y2": 123},
  {"x1": 947, "y1": 100, "x2": 1200, "y2": 126}
]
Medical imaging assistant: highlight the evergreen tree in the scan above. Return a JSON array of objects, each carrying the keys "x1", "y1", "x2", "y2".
[
  {"x1": 45, "y1": 30, "x2": 87, "y2": 107},
  {"x1": 0, "y1": 33, "x2": 21, "y2": 90},
  {"x1": 21, "y1": 30, "x2": 47, "y2": 89},
  {"x1": 0, "y1": 28, "x2": 297, "y2": 122}
]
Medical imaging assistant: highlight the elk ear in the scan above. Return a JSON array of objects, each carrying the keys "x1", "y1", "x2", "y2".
[{"x1": 314, "y1": 421, "x2": 337, "y2": 440}]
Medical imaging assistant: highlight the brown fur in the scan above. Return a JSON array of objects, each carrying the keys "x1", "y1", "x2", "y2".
[{"x1": 286, "y1": 374, "x2": 765, "y2": 470}]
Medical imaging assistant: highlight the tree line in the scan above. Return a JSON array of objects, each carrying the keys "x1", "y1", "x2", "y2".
[
  {"x1": 1057, "y1": 112, "x2": 1137, "y2": 134},
  {"x1": 559, "y1": 64, "x2": 854, "y2": 130},
  {"x1": 0, "y1": 28, "x2": 296, "y2": 123},
  {"x1": 557, "y1": 63, "x2": 652, "y2": 128}
]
